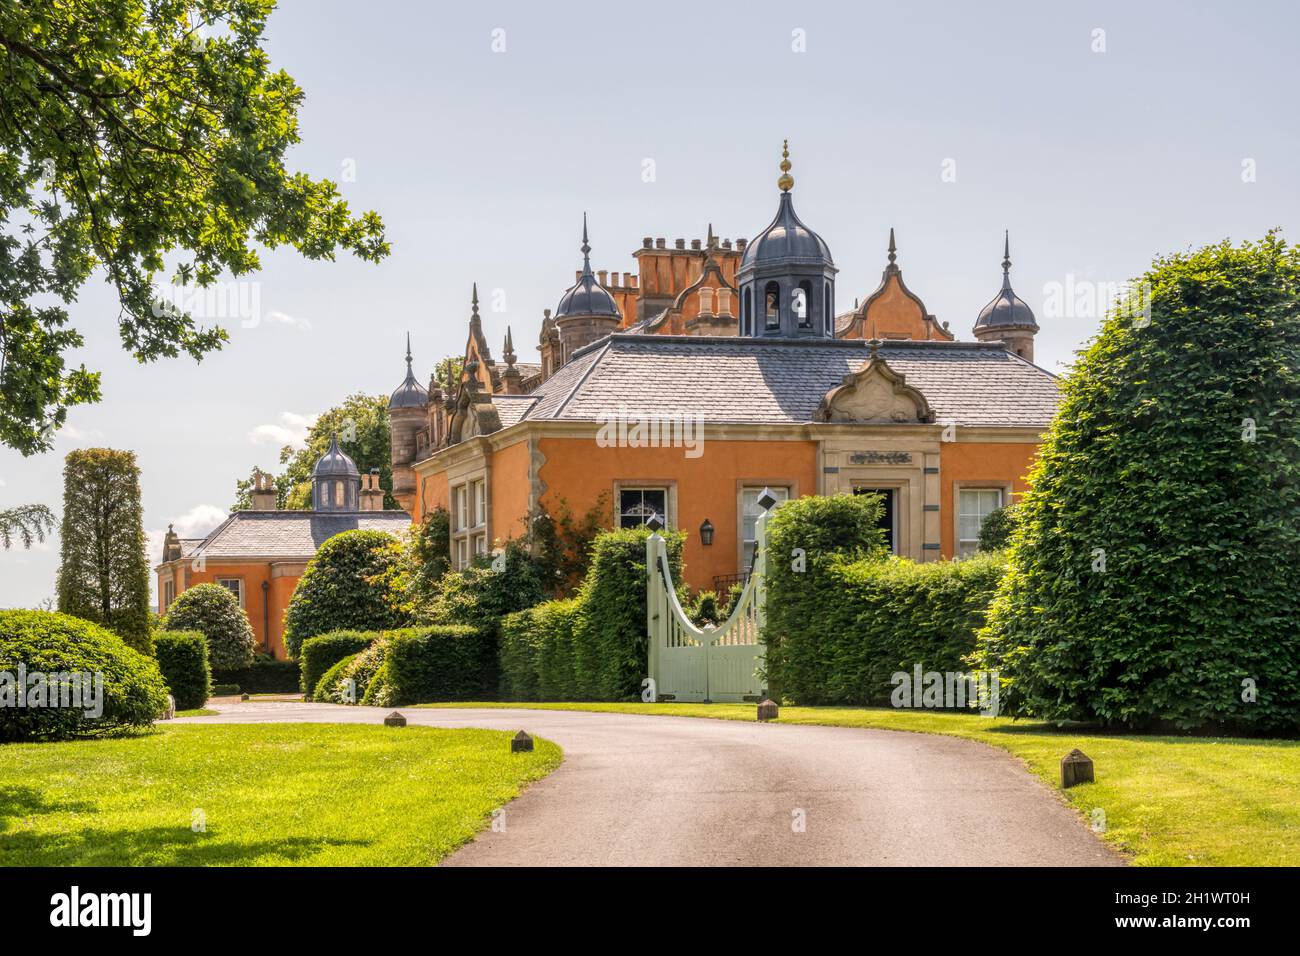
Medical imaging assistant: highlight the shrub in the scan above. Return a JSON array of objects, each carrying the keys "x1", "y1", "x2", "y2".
[
  {"x1": 977, "y1": 505, "x2": 1017, "y2": 552},
  {"x1": 211, "y1": 656, "x2": 300, "y2": 695},
  {"x1": 975, "y1": 234, "x2": 1300, "y2": 733},
  {"x1": 572, "y1": 527, "x2": 684, "y2": 701},
  {"x1": 368, "y1": 625, "x2": 488, "y2": 705},
  {"x1": 282, "y1": 530, "x2": 410, "y2": 657},
  {"x1": 0, "y1": 610, "x2": 168, "y2": 741},
  {"x1": 161, "y1": 583, "x2": 256, "y2": 670},
  {"x1": 317, "y1": 639, "x2": 390, "y2": 704},
  {"x1": 763, "y1": 494, "x2": 888, "y2": 698},
  {"x1": 767, "y1": 553, "x2": 1006, "y2": 705},
  {"x1": 500, "y1": 599, "x2": 583, "y2": 701},
  {"x1": 212, "y1": 683, "x2": 240, "y2": 696},
  {"x1": 153, "y1": 631, "x2": 211, "y2": 710},
  {"x1": 299, "y1": 631, "x2": 375, "y2": 700},
  {"x1": 688, "y1": 590, "x2": 723, "y2": 627}
]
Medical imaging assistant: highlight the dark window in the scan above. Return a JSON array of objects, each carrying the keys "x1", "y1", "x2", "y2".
[
  {"x1": 853, "y1": 487, "x2": 896, "y2": 553},
  {"x1": 619, "y1": 488, "x2": 668, "y2": 529},
  {"x1": 742, "y1": 288, "x2": 752, "y2": 335},
  {"x1": 824, "y1": 283, "x2": 832, "y2": 334},
  {"x1": 764, "y1": 281, "x2": 780, "y2": 330}
]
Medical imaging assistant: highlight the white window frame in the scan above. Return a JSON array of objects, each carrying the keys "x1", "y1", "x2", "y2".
[
  {"x1": 617, "y1": 486, "x2": 670, "y2": 530},
  {"x1": 956, "y1": 486, "x2": 1005, "y2": 557},
  {"x1": 739, "y1": 485, "x2": 790, "y2": 570},
  {"x1": 451, "y1": 479, "x2": 488, "y2": 569},
  {"x1": 215, "y1": 576, "x2": 245, "y2": 609}
]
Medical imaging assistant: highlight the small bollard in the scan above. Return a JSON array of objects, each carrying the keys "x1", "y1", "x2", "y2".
[
  {"x1": 511, "y1": 730, "x2": 534, "y2": 753},
  {"x1": 162, "y1": 694, "x2": 176, "y2": 720},
  {"x1": 757, "y1": 698, "x2": 779, "y2": 722},
  {"x1": 1060, "y1": 748, "x2": 1095, "y2": 788},
  {"x1": 383, "y1": 711, "x2": 407, "y2": 727},
  {"x1": 240, "y1": 693, "x2": 250, "y2": 701}
]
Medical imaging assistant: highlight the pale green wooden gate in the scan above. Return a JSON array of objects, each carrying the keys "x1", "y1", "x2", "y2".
[{"x1": 645, "y1": 511, "x2": 768, "y2": 703}]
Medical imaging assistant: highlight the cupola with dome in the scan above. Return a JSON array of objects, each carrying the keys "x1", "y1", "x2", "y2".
[
  {"x1": 552, "y1": 214, "x2": 622, "y2": 360},
  {"x1": 737, "y1": 141, "x2": 837, "y2": 338},
  {"x1": 972, "y1": 232, "x2": 1039, "y2": 362},
  {"x1": 312, "y1": 433, "x2": 360, "y2": 511}
]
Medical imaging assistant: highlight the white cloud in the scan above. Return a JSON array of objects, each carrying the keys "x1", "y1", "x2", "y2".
[
  {"x1": 248, "y1": 411, "x2": 317, "y2": 450},
  {"x1": 264, "y1": 309, "x2": 311, "y2": 331},
  {"x1": 146, "y1": 503, "x2": 228, "y2": 565},
  {"x1": 57, "y1": 424, "x2": 106, "y2": 443}
]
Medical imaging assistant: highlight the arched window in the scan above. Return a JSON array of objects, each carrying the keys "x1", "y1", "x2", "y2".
[
  {"x1": 742, "y1": 288, "x2": 752, "y2": 335},
  {"x1": 796, "y1": 281, "x2": 813, "y2": 329},
  {"x1": 764, "y1": 281, "x2": 780, "y2": 331}
]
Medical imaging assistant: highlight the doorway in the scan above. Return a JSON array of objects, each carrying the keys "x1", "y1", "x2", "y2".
[{"x1": 853, "y1": 486, "x2": 897, "y2": 553}]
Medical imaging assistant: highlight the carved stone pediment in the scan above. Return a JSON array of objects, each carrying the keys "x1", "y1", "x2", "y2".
[
  {"x1": 448, "y1": 377, "x2": 502, "y2": 444},
  {"x1": 817, "y1": 356, "x2": 933, "y2": 424}
]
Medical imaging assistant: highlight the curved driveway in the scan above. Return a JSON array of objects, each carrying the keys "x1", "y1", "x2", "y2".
[{"x1": 178, "y1": 701, "x2": 1122, "y2": 867}]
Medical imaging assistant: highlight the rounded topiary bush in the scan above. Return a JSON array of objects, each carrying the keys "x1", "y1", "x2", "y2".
[
  {"x1": 975, "y1": 233, "x2": 1300, "y2": 733},
  {"x1": 0, "y1": 610, "x2": 169, "y2": 741},
  {"x1": 153, "y1": 631, "x2": 211, "y2": 710},
  {"x1": 283, "y1": 530, "x2": 409, "y2": 658},
  {"x1": 316, "y1": 639, "x2": 390, "y2": 704},
  {"x1": 976, "y1": 504, "x2": 1017, "y2": 552},
  {"x1": 162, "y1": 583, "x2": 256, "y2": 670}
]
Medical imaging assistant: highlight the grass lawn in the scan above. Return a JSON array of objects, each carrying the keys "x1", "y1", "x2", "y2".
[
  {"x1": 0, "y1": 723, "x2": 560, "y2": 866},
  {"x1": 417, "y1": 701, "x2": 1300, "y2": 866},
  {"x1": 175, "y1": 708, "x2": 218, "y2": 718}
]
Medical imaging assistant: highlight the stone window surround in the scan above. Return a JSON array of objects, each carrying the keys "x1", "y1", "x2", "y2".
[
  {"x1": 612, "y1": 478, "x2": 677, "y2": 530},
  {"x1": 215, "y1": 575, "x2": 245, "y2": 609},
  {"x1": 734, "y1": 479, "x2": 799, "y2": 572}
]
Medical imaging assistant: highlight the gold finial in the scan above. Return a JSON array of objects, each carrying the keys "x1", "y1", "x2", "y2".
[{"x1": 778, "y1": 139, "x2": 794, "y2": 192}]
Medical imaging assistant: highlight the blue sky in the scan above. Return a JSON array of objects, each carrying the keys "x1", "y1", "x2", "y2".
[{"x1": 2, "y1": 0, "x2": 1297, "y2": 605}]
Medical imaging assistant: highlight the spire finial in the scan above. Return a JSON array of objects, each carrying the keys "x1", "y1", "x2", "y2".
[
  {"x1": 707, "y1": 222, "x2": 715, "y2": 247},
  {"x1": 471, "y1": 282, "x2": 480, "y2": 318},
  {"x1": 778, "y1": 139, "x2": 794, "y2": 192},
  {"x1": 581, "y1": 212, "x2": 592, "y2": 274},
  {"x1": 1001, "y1": 231, "x2": 1013, "y2": 288},
  {"x1": 504, "y1": 325, "x2": 516, "y2": 365},
  {"x1": 405, "y1": 331, "x2": 412, "y2": 367},
  {"x1": 887, "y1": 227, "x2": 897, "y2": 266}
]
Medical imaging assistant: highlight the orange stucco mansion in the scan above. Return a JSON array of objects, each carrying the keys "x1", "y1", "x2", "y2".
[{"x1": 388, "y1": 144, "x2": 1058, "y2": 593}]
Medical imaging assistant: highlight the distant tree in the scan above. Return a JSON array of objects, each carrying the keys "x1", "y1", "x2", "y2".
[
  {"x1": 55, "y1": 448, "x2": 150, "y2": 652},
  {"x1": 232, "y1": 393, "x2": 394, "y2": 511},
  {"x1": 0, "y1": 503, "x2": 55, "y2": 549},
  {"x1": 0, "y1": 1, "x2": 388, "y2": 455}
]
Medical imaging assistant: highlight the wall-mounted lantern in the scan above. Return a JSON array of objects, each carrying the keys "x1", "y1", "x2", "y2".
[{"x1": 699, "y1": 519, "x2": 714, "y2": 546}]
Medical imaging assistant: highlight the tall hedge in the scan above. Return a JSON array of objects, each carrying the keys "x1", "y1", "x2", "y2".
[
  {"x1": 500, "y1": 599, "x2": 581, "y2": 701},
  {"x1": 0, "y1": 610, "x2": 168, "y2": 741},
  {"x1": 153, "y1": 630, "x2": 211, "y2": 710},
  {"x1": 161, "y1": 583, "x2": 255, "y2": 670},
  {"x1": 975, "y1": 233, "x2": 1300, "y2": 733},
  {"x1": 283, "y1": 530, "x2": 409, "y2": 657},
  {"x1": 367, "y1": 625, "x2": 488, "y2": 705},
  {"x1": 766, "y1": 553, "x2": 1006, "y2": 705},
  {"x1": 763, "y1": 494, "x2": 888, "y2": 699},
  {"x1": 299, "y1": 631, "x2": 375, "y2": 699}
]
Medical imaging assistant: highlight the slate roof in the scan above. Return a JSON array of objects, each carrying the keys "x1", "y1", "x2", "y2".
[
  {"x1": 493, "y1": 394, "x2": 539, "y2": 427},
  {"x1": 512, "y1": 334, "x2": 1058, "y2": 428},
  {"x1": 185, "y1": 510, "x2": 412, "y2": 561}
]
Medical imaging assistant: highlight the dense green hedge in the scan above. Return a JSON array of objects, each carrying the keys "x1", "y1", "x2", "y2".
[
  {"x1": 367, "y1": 625, "x2": 488, "y2": 705},
  {"x1": 299, "y1": 631, "x2": 375, "y2": 700},
  {"x1": 0, "y1": 610, "x2": 169, "y2": 741},
  {"x1": 211, "y1": 656, "x2": 300, "y2": 695},
  {"x1": 316, "y1": 639, "x2": 391, "y2": 705},
  {"x1": 497, "y1": 527, "x2": 683, "y2": 702},
  {"x1": 763, "y1": 494, "x2": 889, "y2": 700},
  {"x1": 283, "y1": 530, "x2": 409, "y2": 657},
  {"x1": 975, "y1": 234, "x2": 1300, "y2": 733},
  {"x1": 153, "y1": 631, "x2": 211, "y2": 710},
  {"x1": 161, "y1": 583, "x2": 256, "y2": 670},
  {"x1": 767, "y1": 552, "x2": 1007, "y2": 705}
]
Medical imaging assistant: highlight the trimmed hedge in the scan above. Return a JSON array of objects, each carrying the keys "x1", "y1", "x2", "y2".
[
  {"x1": 211, "y1": 656, "x2": 300, "y2": 695},
  {"x1": 317, "y1": 639, "x2": 391, "y2": 705},
  {"x1": 767, "y1": 552, "x2": 1007, "y2": 705},
  {"x1": 283, "y1": 530, "x2": 409, "y2": 657},
  {"x1": 500, "y1": 599, "x2": 581, "y2": 701},
  {"x1": 497, "y1": 527, "x2": 683, "y2": 702},
  {"x1": 161, "y1": 583, "x2": 256, "y2": 670},
  {"x1": 153, "y1": 631, "x2": 211, "y2": 710},
  {"x1": 369, "y1": 625, "x2": 489, "y2": 705},
  {"x1": 299, "y1": 631, "x2": 375, "y2": 700},
  {"x1": 0, "y1": 610, "x2": 169, "y2": 741}
]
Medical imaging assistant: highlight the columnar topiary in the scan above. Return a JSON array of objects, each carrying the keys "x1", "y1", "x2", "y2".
[
  {"x1": 161, "y1": 583, "x2": 256, "y2": 671},
  {"x1": 153, "y1": 631, "x2": 211, "y2": 710},
  {"x1": 283, "y1": 530, "x2": 409, "y2": 657},
  {"x1": 0, "y1": 610, "x2": 169, "y2": 741},
  {"x1": 975, "y1": 234, "x2": 1300, "y2": 732}
]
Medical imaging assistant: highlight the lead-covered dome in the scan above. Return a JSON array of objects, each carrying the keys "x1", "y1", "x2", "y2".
[
  {"x1": 388, "y1": 334, "x2": 428, "y2": 409},
  {"x1": 554, "y1": 214, "x2": 621, "y2": 319},
  {"x1": 313, "y1": 434, "x2": 359, "y2": 478},
  {"x1": 975, "y1": 234, "x2": 1038, "y2": 332}
]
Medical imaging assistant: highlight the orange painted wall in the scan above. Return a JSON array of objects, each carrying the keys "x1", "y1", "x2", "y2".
[
  {"x1": 537, "y1": 436, "x2": 819, "y2": 591},
  {"x1": 415, "y1": 469, "x2": 449, "y2": 525},
  {"x1": 938, "y1": 441, "x2": 1041, "y2": 557},
  {"x1": 161, "y1": 562, "x2": 283, "y2": 658},
  {"x1": 490, "y1": 439, "x2": 533, "y2": 545}
]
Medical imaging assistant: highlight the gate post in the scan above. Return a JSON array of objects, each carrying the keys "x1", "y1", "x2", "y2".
[{"x1": 645, "y1": 531, "x2": 661, "y2": 700}]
